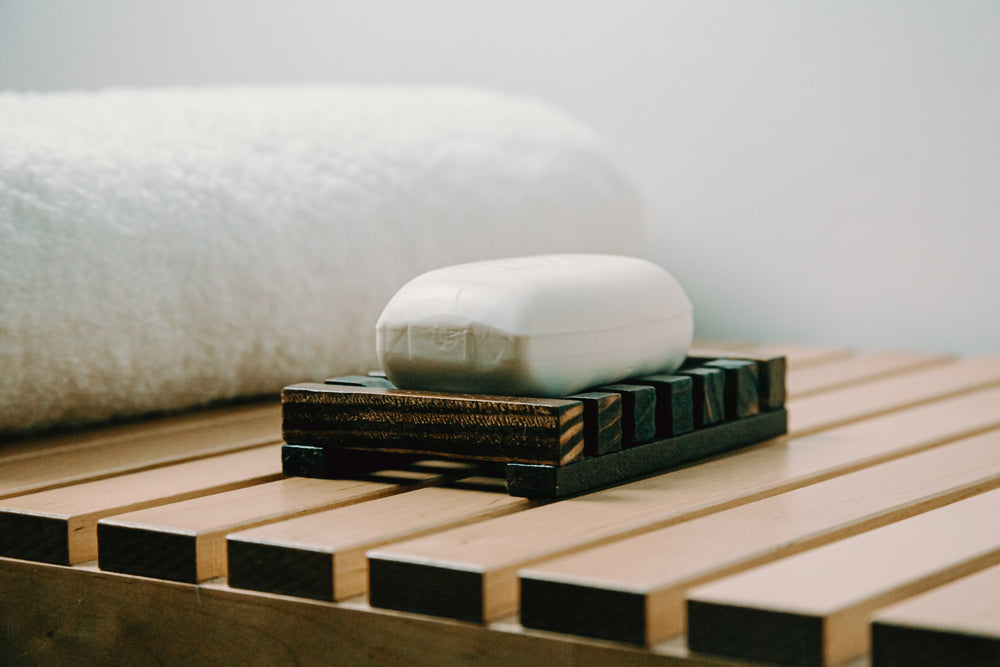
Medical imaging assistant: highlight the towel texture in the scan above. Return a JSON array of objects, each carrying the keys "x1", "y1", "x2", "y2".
[{"x1": 0, "y1": 86, "x2": 642, "y2": 433}]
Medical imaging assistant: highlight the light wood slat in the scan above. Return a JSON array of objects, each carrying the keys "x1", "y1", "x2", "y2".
[
  {"x1": 0, "y1": 401, "x2": 279, "y2": 462},
  {"x1": 871, "y1": 565, "x2": 1000, "y2": 666},
  {"x1": 227, "y1": 477, "x2": 538, "y2": 601},
  {"x1": 786, "y1": 358, "x2": 1000, "y2": 435},
  {"x1": 0, "y1": 402, "x2": 281, "y2": 500},
  {"x1": 96, "y1": 461, "x2": 479, "y2": 583},
  {"x1": 786, "y1": 351, "x2": 953, "y2": 398},
  {"x1": 366, "y1": 385, "x2": 1000, "y2": 624},
  {"x1": 0, "y1": 444, "x2": 284, "y2": 565},
  {"x1": 0, "y1": 558, "x2": 727, "y2": 667},
  {"x1": 686, "y1": 489, "x2": 1000, "y2": 666},
  {"x1": 519, "y1": 428, "x2": 1000, "y2": 645}
]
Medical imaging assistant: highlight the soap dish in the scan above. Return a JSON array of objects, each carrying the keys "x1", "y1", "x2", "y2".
[{"x1": 280, "y1": 353, "x2": 787, "y2": 498}]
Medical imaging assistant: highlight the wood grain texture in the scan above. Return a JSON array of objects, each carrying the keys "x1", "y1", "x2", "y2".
[
  {"x1": 786, "y1": 358, "x2": 1000, "y2": 435},
  {"x1": 871, "y1": 564, "x2": 1000, "y2": 667},
  {"x1": 0, "y1": 402, "x2": 281, "y2": 500},
  {"x1": 0, "y1": 557, "x2": 729, "y2": 667},
  {"x1": 0, "y1": 444, "x2": 283, "y2": 565},
  {"x1": 367, "y1": 386, "x2": 1000, "y2": 623},
  {"x1": 677, "y1": 368, "x2": 725, "y2": 427},
  {"x1": 628, "y1": 375, "x2": 694, "y2": 437},
  {"x1": 702, "y1": 359, "x2": 759, "y2": 419},
  {"x1": 504, "y1": 409, "x2": 787, "y2": 498},
  {"x1": 97, "y1": 463, "x2": 469, "y2": 583},
  {"x1": 594, "y1": 384, "x2": 657, "y2": 446},
  {"x1": 686, "y1": 488, "x2": 1000, "y2": 666},
  {"x1": 228, "y1": 478, "x2": 536, "y2": 601},
  {"x1": 0, "y1": 400, "x2": 278, "y2": 462},
  {"x1": 565, "y1": 391, "x2": 622, "y2": 456},
  {"x1": 686, "y1": 351, "x2": 786, "y2": 410},
  {"x1": 786, "y1": 351, "x2": 953, "y2": 398},
  {"x1": 519, "y1": 428, "x2": 1000, "y2": 644},
  {"x1": 282, "y1": 383, "x2": 585, "y2": 465}
]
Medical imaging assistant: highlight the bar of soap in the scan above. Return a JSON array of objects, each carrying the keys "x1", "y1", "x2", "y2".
[{"x1": 375, "y1": 254, "x2": 693, "y2": 397}]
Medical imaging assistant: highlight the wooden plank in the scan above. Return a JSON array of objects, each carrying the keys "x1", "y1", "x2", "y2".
[
  {"x1": 677, "y1": 368, "x2": 724, "y2": 427},
  {"x1": 0, "y1": 400, "x2": 279, "y2": 463},
  {"x1": 227, "y1": 477, "x2": 538, "y2": 601},
  {"x1": 0, "y1": 557, "x2": 724, "y2": 667},
  {"x1": 871, "y1": 565, "x2": 1000, "y2": 666},
  {"x1": 702, "y1": 359, "x2": 759, "y2": 419},
  {"x1": 366, "y1": 386, "x2": 1000, "y2": 623},
  {"x1": 504, "y1": 409, "x2": 787, "y2": 498},
  {"x1": 282, "y1": 383, "x2": 585, "y2": 466},
  {"x1": 97, "y1": 460, "x2": 477, "y2": 583},
  {"x1": 519, "y1": 428, "x2": 1000, "y2": 644},
  {"x1": 280, "y1": 443, "x2": 440, "y2": 479},
  {"x1": 686, "y1": 488, "x2": 1000, "y2": 666},
  {"x1": 686, "y1": 351, "x2": 786, "y2": 410},
  {"x1": 627, "y1": 375, "x2": 694, "y2": 437},
  {"x1": 593, "y1": 384, "x2": 657, "y2": 446},
  {"x1": 565, "y1": 392, "x2": 622, "y2": 456},
  {"x1": 0, "y1": 402, "x2": 281, "y2": 500},
  {"x1": 786, "y1": 351, "x2": 953, "y2": 398},
  {"x1": 0, "y1": 444, "x2": 284, "y2": 565},
  {"x1": 786, "y1": 358, "x2": 1000, "y2": 435}
]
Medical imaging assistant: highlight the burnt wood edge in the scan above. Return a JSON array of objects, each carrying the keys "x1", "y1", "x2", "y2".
[
  {"x1": 282, "y1": 383, "x2": 585, "y2": 466},
  {"x1": 504, "y1": 408, "x2": 788, "y2": 498}
]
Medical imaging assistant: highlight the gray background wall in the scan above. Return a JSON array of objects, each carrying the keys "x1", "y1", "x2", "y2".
[{"x1": 2, "y1": 0, "x2": 997, "y2": 354}]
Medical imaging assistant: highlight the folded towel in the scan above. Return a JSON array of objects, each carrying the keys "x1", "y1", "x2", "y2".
[{"x1": 0, "y1": 86, "x2": 643, "y2": 434}]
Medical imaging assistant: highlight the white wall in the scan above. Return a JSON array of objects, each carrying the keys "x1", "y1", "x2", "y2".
[{"x1": 2, "y1": 0, "x2": 997, "y2": 354}]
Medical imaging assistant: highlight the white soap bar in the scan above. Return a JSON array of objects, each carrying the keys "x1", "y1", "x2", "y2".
[{"x1": 375, "y1": 254, "x2": 693, "y2": 397}]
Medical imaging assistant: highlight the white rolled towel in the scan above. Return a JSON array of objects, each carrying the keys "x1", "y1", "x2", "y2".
[{"x1": 0, "y1": 86, "x2": 643, "y2": 433}]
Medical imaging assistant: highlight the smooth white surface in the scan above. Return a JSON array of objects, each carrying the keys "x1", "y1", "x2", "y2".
[
  {"x1": 3, "y1": 1, "x2": 995, "y2": 355},
  {"x1": 0, "y1": 87, "x2": 641, "y2": 432},
  {"x1": 376, "y1": 254, "x2": 693, "y2": 396}
]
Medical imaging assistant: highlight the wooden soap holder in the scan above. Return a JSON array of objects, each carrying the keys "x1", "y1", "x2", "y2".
[{"x1": 280, "y1": 354, "x2": 788, "y2": 498}]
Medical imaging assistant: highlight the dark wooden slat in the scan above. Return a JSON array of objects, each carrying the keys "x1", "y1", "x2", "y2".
[
  {"x1": 282, "y1": 444, "x2": 426, "y2": 478},
  {"x1": 677, "y1": 368, "x2": 725, "y2": 427},
  {"x1": 593, "y1": 384, "x2": 657, "y2": 446},
  {"x1": 686, "y1": 353, "x2": 786, "y2": 410},
  {"x1": 505, "y1": 409, "x2": 788, "y2": 498},
  {"x1": 627, "y1": 375, "x2": 694, "y2": 437},
  {"x1": 565, "y1": 392, "x2": 622, "y2": 456},
  {"x1": 282, "y1": 383, "x2": 585, "y2": 466},
  {"x1": 703, "y1": 359, "x2": 759, "y2": 419}
]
